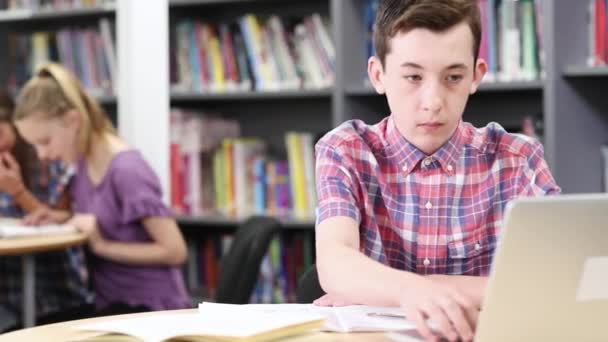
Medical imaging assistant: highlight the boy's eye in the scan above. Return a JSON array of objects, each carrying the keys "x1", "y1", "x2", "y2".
[
  {"x1": 446, "y1": 74, "x2": 464, "y2": 82},
  {"x1": 404, "y1": 75, "x2": 422, "y2": 82}
]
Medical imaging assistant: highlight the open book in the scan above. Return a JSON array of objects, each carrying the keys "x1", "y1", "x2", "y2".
[
  {"x1": 72, "y1": 308, "x2": 324, "y2": 342},
  {"x1": 198, "y1": 302, "x2": 417, "y2": 333},
  {"x1": 0, "y1": 218, "x2": 76, "y2": 239}
]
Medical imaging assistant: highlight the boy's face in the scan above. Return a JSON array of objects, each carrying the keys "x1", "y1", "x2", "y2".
[{"x1": 368, "y1": 22, "x2": 486, "y2": 155}]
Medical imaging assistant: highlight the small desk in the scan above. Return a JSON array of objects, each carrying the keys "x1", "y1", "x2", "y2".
[
  {"x1": 0, "y1": 233, "x2": 86, "y2": 328},
  {"x1": 0, "y1": 309, "x2": 412, "y2": 341}
]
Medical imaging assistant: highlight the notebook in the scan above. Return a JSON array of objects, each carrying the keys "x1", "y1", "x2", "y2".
[
  {"x1": 0, "y1": 218, "x2": 76, "y2": 239},
  {"x1": 72, "y1": 309, "x2": 325, "y2": 342}
]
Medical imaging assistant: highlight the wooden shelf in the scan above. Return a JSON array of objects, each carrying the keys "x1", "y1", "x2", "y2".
[
  {"x1": 563, "y1": 65, "x2": 608, "y2": 78},
  {"x1": 0, "y1": 5, "x2": 114, "y2": 22},
  {"x1": 170, "y1": 89, "x2": 332, "y2": 102},
  {"x1": 170, "y1": 0, "x2": 260, "y2": 7},
  {"x1": 345, "y1": 80, "x2": 544, "y2": 96},
  {"x1": 477, "y1": 80, "x2": 544, "y2": 92},
  {"x1": 177, "y1": 215, "x2": 315, "y2": 230}
]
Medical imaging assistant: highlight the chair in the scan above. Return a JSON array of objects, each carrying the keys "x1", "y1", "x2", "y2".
[
  {"x1": 215, "y1": 216, "x2": 281, "y2": 304},
  {"x1": 296, "y1": 264, "x2": 326, "y2": 303}
]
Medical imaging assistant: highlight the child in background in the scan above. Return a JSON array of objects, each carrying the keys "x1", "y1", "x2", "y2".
[
  {"x1": 14, "y1": 63, "x2": 191, "y2": 314},
  {"x1": 0, "y1": 89, "x2": 91, "y2": 331}
]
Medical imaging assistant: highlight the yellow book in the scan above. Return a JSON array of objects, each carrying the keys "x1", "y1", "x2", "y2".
[
  {"x1": 222, "y1": 139, "x2": 235, "y2": 216},
  {"x1": 213, "y1": 148, "x2": 225, "y2": 214},
  {"x1": 208, "y1": 30, "x2": 226, "y2": 92},
  {"x1": 285, "y1": 133, "x2": 308, "y2": 219}
]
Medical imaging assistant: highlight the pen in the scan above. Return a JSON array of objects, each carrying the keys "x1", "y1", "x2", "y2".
[{"x1": 366, "y1": 312, "x2": 407, "y2": 319}]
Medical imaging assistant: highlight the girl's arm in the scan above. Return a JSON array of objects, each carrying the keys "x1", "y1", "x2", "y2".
[{"x1": 73, "y1": 214, "x2": 187, "y2": 266}]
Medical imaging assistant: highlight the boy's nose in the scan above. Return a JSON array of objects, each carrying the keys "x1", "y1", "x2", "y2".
[{"x1": 421, "y1": 82, "x2": 443, "y2": 113}]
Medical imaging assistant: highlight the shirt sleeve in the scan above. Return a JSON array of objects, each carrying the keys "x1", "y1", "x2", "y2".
[
  {"x1": 111, "y1": 154, "x2": 173, "y2": 224},
  {"x1": 516, "y1": 140, "x2": 561, "y2": 196},
  {"x1": 315, "y1": 140, "x2": 361, "y2": 225}
]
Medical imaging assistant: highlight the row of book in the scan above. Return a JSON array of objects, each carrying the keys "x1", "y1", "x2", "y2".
[
  {"x1": 170, "y1": 109, "x2": 316, "y2": 220},
  {"x1": 6, "y1": 18, "x2": 116, "y2": 97},
  {"x1": 185, "y1": 232, "x2": 314, "y2": 304},
  {"x1": 0, "y1": 0, "x2": 112, "y2": 11},
  {"x1": 171, "y1": 13, "x2": 335, "y2": 93},
  {"x1": 589, "y1": 0, "x2": 608, "y2": 66},
  {"x1": 170, "y1": 109, "x2": 318, "y2": 221},
  {"x1": 478, "y1": 0, "x2": 544, "y2": 81},
  {"x1": 363, "y1": 0, "x2": 544, "y2": 82}
]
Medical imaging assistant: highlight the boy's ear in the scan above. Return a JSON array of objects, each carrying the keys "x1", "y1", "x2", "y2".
[
  {"x1": 367, "y1": 56, "x2": 386, "y2": 94},
  {"x1": 470, "y1": 58, "x2": 488, "y2": 94}
]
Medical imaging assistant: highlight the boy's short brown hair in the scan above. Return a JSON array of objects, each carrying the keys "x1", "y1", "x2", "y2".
[{"x1": 374, "y1": 0, "x2": 482, "y2": 66}]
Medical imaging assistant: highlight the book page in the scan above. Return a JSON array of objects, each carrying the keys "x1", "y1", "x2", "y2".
[
  {"x1": 198, "y1": 302, "x2": 417, "y2": 333},
  {"x1": 75, "y1": 308, "x2": 324, "y2": 342}
]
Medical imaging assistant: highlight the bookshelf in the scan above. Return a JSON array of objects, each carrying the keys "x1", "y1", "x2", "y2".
[
  {"x1": 0, "y1": 1, "x2": 118, "y2": 123},
  {"x1": 0, "y1": 5, "x2": 114, "y2": 23},
  {"x1": 177, "y1": 215, "x2": 315, "y2": 230},
  {"x1": 171, "y1": 89, "x2": 332, "y2": 102},
  {"x1": 563, "y1": 65, "x2": 608, "y2": 78},
  {"x1": 165, "y1": 0, "x2": 608, "y2": 222}
]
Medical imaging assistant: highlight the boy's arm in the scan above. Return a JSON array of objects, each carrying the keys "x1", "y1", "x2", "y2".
[{"x1": 316, "y1": 216, "x2": 479, "y2": 342}]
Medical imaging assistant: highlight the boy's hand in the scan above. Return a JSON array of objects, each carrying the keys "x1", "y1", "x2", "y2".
[
  {"x1": 425, "y1": 275, "x2": 488, "y2": 309},
  {"x1": 399, "y1": 275, "x2": 479, "y2": 342},
  {"x1": 313, "y1": 293, "x2": 357, "y2": 307},
  {"x1": 23, "y1": 206, "x2": 71, "y2": 225},
  {"x1": 0, "y1": 152, "x2": 24, "y2": 196}
]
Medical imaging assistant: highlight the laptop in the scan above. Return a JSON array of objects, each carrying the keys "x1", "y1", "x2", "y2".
[{"x1": 474, "y1": 193, "x2": 608, "y2": 341}]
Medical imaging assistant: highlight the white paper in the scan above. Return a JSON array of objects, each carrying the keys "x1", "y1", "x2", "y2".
[
  {"x1": 198, "y1": 302, "x2": 417, "y2": 333},
  {"x1": 0, "y1": 219, "x2": 76, "y2": 239}
]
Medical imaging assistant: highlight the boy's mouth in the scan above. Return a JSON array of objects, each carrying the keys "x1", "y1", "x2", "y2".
[{"x1": 417, "y1": 122, "x2": 443, "y2": 129}]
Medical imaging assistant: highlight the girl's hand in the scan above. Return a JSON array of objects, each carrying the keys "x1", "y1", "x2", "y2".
[
  {"x1": 23, "y1": 206, "x2": 71, "y2": 225},
  {"x1": 0, "y1": 152, "x2": 24, "y2": 196},
  {"x1": 68, "y1": 214, "x2": 105, "y2": 251}
]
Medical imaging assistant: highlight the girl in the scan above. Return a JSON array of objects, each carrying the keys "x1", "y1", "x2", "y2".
[
  {"x1": 0, "y1": 89, "x2": 91, "y2": 331},
  {"x1": 13, "y1": 63, "x2": 191, "y2": 314}
]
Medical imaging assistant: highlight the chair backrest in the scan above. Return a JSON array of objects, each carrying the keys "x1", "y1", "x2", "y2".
[
  {"x1": 215, "y1": 216, "x2": 281, "y2": 304},
  {"x1": 296, "y1": 264, "x2": 325, "y2": 303}
]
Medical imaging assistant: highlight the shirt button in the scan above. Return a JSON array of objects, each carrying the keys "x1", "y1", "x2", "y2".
[
  {"x1": 425, "y1": 201, "x2": 433, "y2": 209},
  {"x1": 423, "y1": 158, "x2": 432, "y2": 167},
  {"x1": 475, "y1": 243, "x2": 482, "y2": 251},
  {"x1": 402, "y1": 165, "x2": 408, "y2": 172},
  {"x1": 447, "y1": 164, "x2": 453, "y2": 171},
  {"x1": 423, "y1": 258, "x2": 431, "y2": 266}
]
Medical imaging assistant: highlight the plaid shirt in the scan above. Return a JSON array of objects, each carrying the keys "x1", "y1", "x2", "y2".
[
  {"x1": 0, "y1": 161, "x2": 90, "y2": 328},
  {"x1": 315, "y1": 115, "x2": 560, "y2": 276}
]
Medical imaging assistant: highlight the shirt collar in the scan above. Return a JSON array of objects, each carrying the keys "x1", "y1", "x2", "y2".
[{"x1": 384, "y1": 114, "x2": 468, "y2": 175}]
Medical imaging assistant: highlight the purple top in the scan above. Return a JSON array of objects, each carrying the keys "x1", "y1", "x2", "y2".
[{"x1": 70, "y1": 150, "x2": 190, "y2": 311}]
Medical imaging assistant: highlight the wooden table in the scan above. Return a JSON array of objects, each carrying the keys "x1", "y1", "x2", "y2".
[
  {"x1": 0, "y1": 309, "x2": 423, "y2": 341},
  {"x1": 0, "y1": 233, "x2": 86, "y2": 328}
]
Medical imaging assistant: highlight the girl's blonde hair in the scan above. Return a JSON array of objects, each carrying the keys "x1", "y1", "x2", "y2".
[{"x1": 14, "y1": 62, "x2": 116, "y2": 156}]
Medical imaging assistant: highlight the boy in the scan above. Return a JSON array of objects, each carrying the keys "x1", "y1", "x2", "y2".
[{"x1": 313, "y1": 1, "x2": 560, "y2": 341}]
